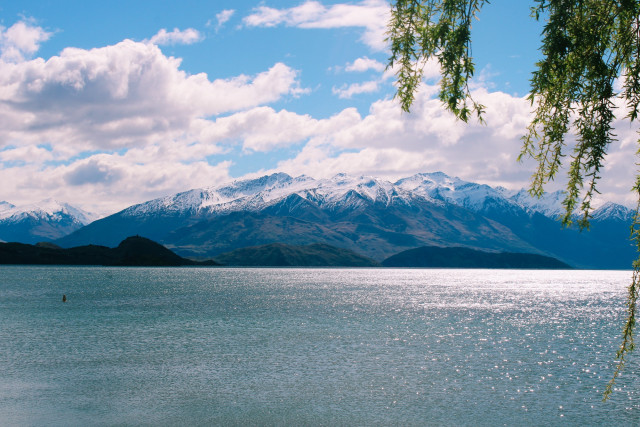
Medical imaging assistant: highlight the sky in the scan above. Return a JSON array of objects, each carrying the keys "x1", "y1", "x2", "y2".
[{"x1": 0, "y1": 0, "x2": 638, "y2": 217}]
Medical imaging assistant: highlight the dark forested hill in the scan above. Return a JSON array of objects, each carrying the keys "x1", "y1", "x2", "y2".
[
  {"x1": 213, "y1": 242, "x2": 380, "y2": 267},
  {"x1": 382, "y1": 246, "x2": 572, "y2": 269},
  {"x1": 0, "y1": 236, "x2": 218, "y2": 266}
]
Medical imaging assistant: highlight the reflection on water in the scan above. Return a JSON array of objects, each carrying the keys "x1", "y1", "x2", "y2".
[{"x1": 0, "y1": 267, "x2": 637, "y2": 425}]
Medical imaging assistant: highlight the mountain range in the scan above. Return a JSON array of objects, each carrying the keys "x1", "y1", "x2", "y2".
[
  {"x1": 37, "y1": 171, "x2": 636, "y2": 269},
  {"x1": 0, "y1": 199, "x2": 97, "y2": 244}
]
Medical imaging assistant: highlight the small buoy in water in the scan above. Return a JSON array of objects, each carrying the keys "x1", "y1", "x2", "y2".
[{"x1": 62, "y1": 294, "x2": 67, "y2": 303}]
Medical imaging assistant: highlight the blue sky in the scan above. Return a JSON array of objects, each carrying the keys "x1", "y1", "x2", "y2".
[{"x1": 0, "y1": 0, "x2": 636, "y2": 215}]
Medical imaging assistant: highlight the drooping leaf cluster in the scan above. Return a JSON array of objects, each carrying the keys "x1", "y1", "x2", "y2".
[
  {"x1": 387, "y1": 0, "x2": 487, "y2": 122},
  {"x1": 522, "y1": 0, "x2": 640, "y2": 228},
  {"x1": 517, "y1": 0, "x2": 640, "y2": 399},
  {"x1": 604, "y1": 209, "x2": 640, "y2": 399},
  {"x1": 387, "y1": 0, "x2": 640, "y2": 400}
]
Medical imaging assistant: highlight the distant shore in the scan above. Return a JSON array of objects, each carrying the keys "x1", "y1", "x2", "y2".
[{"x1": 0, "y1": 236, "x2": 572, "y2": 269}]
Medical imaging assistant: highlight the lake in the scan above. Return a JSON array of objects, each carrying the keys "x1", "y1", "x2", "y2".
[{"x1": 0, "y1": 266, "x2": 638, "y2": 425}]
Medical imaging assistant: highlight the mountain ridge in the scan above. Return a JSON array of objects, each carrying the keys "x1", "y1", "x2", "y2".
[
  {"x1": 36, "y1": 171, "x2": 638, "y2": 269},
  {"x1": 0, "y1": 199, "x2": 97, "y2": 244}
]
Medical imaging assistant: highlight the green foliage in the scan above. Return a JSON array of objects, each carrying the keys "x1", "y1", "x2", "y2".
[
  {"x1": 387, "y1": 0, "x2": 487, "y2": 122},
  {"x1": 387, "y1": 0, "x2": 640, "y2": 400},
  {"x1": 522, "y1": 0, "x2": 640, "y2": 228},
  {"x1": 604, "y1": 183, "x2": 640, "y2": 399}
]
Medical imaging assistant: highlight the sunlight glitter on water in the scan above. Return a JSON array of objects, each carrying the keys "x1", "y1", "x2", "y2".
[{"x1": 0, "y1": 267, "x2": 637, "y2": 425}]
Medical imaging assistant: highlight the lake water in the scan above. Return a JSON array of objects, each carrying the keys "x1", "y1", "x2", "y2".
[{"x1": 0, "y1": 266, "x2": 638, "y2": 426}]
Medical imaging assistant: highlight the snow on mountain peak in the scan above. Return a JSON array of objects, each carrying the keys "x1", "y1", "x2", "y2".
[
  {"x1": 591, "y1": 202, "x2": 634, "y2": 222},
  {"x1": 123, "y1": 173, "x2": 314, "y2": 217},
  {"x1": 509, "y1": 189, "x2": 567, "y2": 219},
  {"x1": 395, "y1": 171, "x2": 457, "y2": 191},
  {"x1": 323, "y1": 174, "x2": 399, "y2": 204},
  {"x1": 112, "y1": 171, "x2": 632, "y2": 223},
  {"x1": 0, "y1": 201, "x2": 15, "y2": 213},
  {"x1": 395, "y1": 172, "x2": 508, "y2": 211},
  {"x1": 122, "y1": 172, "x2": 420, "y2": 218},
  {"x1": 0, "y1": 198, "x2": 97, "y2": 224}
]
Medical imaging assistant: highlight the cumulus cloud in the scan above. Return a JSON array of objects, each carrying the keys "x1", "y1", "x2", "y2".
[
  {"x1": 263, "y1": 84, "x2": 639, "y2": 208},
  {"x1": 3, "y1": 71, "x2": 637, "y2": 214},
  {"x1": 148, "y1": 28, "x2": 203, "y2": 45},
  {"x1": 0, "y1": 148, "x2": 233, "y2": 216},
  {"x1": 332, "y1": 80, "x2": 379, "y2": 98},
  {"x1": 0, "y1": 20, "x2": 51, "y2": 62},
  {"x1": 243, "y1": 0, "x2": 390, "y2": 50},
  {"x1": 345, "y1": 56, "x2": 385, "y2": 72},
  {"x1": 249, "y1": 88, "x2": 523, "y2": 180},
  {"x1": 64, "y1": 158, "x2": 125, "y2": 186},
  {"x1": 213, "y1": 10, "x2": 235, "y2": 31},
  {"x1": 193, "y1": 106, "x2": 362, "y2": 152},
  {"x1": 0, "y1": 33, "x2": 311, "y2": 215},
  {"x1": 329, "y1": 58, "x2": 441, "y2": 99},
  {"x1": 0, "y1": 145, "x2": 53, "y2": 164},
  {"x1": 158, "y1": 82, "x2": 534, "y2": 191},
  {"x1": 0, "y1": 39, "x2": 305, "y2": 152}
]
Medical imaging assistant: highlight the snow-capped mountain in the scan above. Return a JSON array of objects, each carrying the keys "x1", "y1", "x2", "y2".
[
  {"x1": 395, "y1": 172, "x2": 570, "y2": 218},
  {"x1": 0, "y1": 199, "x2": 97, "y2": 244},
  {"x1": 105, "y1": 171, "x2": 630, "y2": 225},
  {"x1": 55, "y1": 171, "x2": 637, "y2": 269},
  {"x1": 58, "y1": 172, "x2": 534, "y2": 260},
  {"x1": 0, "y1": 198, "x2": 98, "y2": 223},
  {"x1": 395, "y1": 172, "x2": 633, "y2": 224},
  {"x1": 0, "y1": 201, "x2": 15, "y2": 213},
  {"x1": 590, "y1": 201, "x2": 634, "y2": 222},
  {"x1": 121, "y1": 173, "x2": 313, "y2": 217},
  {"x1": 122, "y1": 173, "x2": 416, "y2": 218},
  {"x1": 506, "y1": 188, "x2": 567, "y2": 219},
  {"x1": 396, "y1": 172, "x2": 522, "y2": 213}
]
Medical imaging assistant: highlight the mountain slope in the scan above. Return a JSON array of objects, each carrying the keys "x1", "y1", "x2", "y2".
[
  {"x1": 396, "y1": 172, "x2": 636, "y2": 268},
  {"x1": 58, "y1": 173, "x2": 538, "y2": 260},
  {"x1": 162, "y1": 189, "x2": 537, "y2": 261},
  {"x1": 0, "y1": 199, "x2": 97, "y2": 244},
  {"x1": 214, "y1": 242, "x2": 380, "y2": 267},
  {"x1": 54, "y1": 172, "x2": 636, "y2": 269}
]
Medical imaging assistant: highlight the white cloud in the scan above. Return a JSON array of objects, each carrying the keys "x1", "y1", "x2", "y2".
[
  {"x1": 330, "y1": 58, "x2": 441, "y2": 100},
  {"x1": 0, "y1": 147, "x2": 233, "y2": 216},
  {"x1": 332, "y1": 80, "x2": 379, "y2": 98},
  {"x1": 0, "y1": 145, "x2": 54, "y2": 164},
  {"x1": 275, "y1": 145, "x2": 440, "y2": 180},
  {"x1": 214, "y1": 9, "x2": 235, "y2": 31},
  {"x1": 3, "y1": 72, "x2": 637, "y2": 214},
  {"x1": 251, "y1": 87, "x2": 537, "y2": 185},
  {"x1": 243, "y1": 0, "x2": 390, "y2": 50},
  {"x1": 267, "y1": 84, "x2": 639, "y2": 208},
  {"x1": 345, "y1": 56, "x2": 384, "y2": 72},
  {"x1": 0, "y1": 21, "x2": 51, "y2": 62},
  {"x1": 189, "y1": 106, "x2": 361, "y2": 153},
  {"x1": 0, "y1": 35, "x2": 311, "y2": 215},
  {"x1": 148, "y1": 28, "x2": 203, "y2": 45},
  {"x1": 0, "y1": 39, "x2": 305, "y2": 153},
  {"x1": 209, "y1": 84, "x2": 638, "y2": 209},
  {"x1": 2, "y1": 17, "x2": 637, "y2": 217}
]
